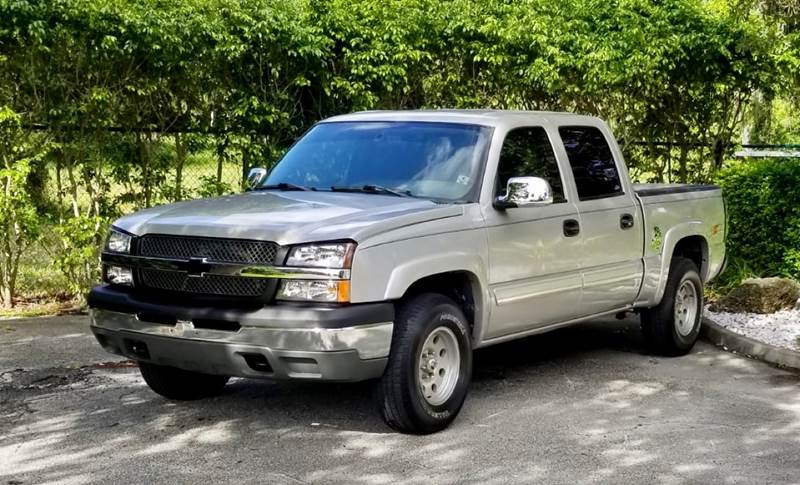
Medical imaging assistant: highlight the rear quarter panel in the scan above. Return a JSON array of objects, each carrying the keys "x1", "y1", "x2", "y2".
[{"x1": 635, "y1": 187, "x2": 726, "y2": 307}]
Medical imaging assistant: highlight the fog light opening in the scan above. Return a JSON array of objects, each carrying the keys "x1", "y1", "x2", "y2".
[
  {"x1": 105, "y1": 265, "x2": 134, "y2": 286},
  {"x1": 241, "y1": 353, "x2": 273, "y2": 373}
]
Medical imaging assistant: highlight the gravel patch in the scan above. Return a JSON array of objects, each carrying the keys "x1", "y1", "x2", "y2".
[{"x1": 704, "y1": 306, "x2": 800, "y2": 351}]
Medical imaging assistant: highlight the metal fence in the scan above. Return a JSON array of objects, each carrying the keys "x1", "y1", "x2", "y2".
[
  {"x1": 30, "y1": 130, "x2": 800, "y2": 220},
  {"x1": 32, "y1": 132, "x2": 251, "y2": 218}
]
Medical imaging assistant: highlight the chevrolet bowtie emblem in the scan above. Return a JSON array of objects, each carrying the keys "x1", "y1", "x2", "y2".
[
  {"x1": 172, "y1": 320, "x2": 195, "y2": 336},
  {"x1": 184, "y1": 257, "x2": 212, "y2": 277}
]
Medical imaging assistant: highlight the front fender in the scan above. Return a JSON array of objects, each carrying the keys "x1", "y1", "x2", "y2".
[
  {"x1": 382, "y1": 252, "x2": 488, "y2": 301},
  {"x1": 348, "y1": 230, "x2": 490, "y2": 340}
]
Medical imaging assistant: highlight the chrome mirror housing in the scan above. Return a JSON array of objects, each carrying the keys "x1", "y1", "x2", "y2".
[
  {"x1": 493, "y1": 176, "x2": 553, "y2": 210},
  {"x1": 245, "y1": 167, "x2": 268, "y2": 190}
]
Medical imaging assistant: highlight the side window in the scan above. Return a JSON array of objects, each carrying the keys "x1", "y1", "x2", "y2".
[
  {"x1": 496, "y1": 127, "x2": 565, "y2": 203},
  {"x1": 558, "y1": 126, "x2": 622, "y2": 200}
]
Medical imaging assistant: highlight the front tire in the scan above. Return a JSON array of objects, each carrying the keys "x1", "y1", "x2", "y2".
[
  {"x1": 641, "y1": 257, "x2": 704, "y2": 356},
  {"x1": 139, "y1": 362, "x2": 229, "y2": 400},
  {"x1": 377, "y1": 293, "x2": 473, "y2": 434}
]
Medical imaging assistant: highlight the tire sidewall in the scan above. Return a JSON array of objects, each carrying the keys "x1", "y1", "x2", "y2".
[
  {"x1": 404, "y1": 302, "x2": 472, "y2": 428},
  {"x1": 669, "y1": 266, "x2": 703, "y2": 349}
]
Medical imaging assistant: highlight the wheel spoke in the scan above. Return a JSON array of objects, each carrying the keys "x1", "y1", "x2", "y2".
[
  {"x1": 674, "y1": 279, "x2": 699, "y2": 337},
  {"x1": 417, "y1": 327, "x2": 461, "y2": 406}
]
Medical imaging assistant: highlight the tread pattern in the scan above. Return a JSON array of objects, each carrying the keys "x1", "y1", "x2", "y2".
[
  {"x1": 378, "y1": 293, "x2": 472, "y2": 434},
  {"x1": 641, "y1": 257, "x2": 703, "y2": 356},
  {"x1": 380, "y1": 294, "x2": 440, "y2": 431}
]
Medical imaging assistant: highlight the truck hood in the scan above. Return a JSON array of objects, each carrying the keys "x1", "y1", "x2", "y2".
[{"x1": 113, "y1": 190, "x2": 464, "y2": 246}]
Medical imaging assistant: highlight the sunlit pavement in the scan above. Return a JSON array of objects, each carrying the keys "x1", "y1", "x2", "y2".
[{"x1": 2, "y1": 315, "x2": 798, "y2": 484}]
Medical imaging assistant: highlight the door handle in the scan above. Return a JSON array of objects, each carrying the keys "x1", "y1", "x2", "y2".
[
  {"x1": 563, "y1": 219, "x2": 580, "y2": 237},
  {"x1": 620, "y1": 213, "x2": 634, "y2": 230}
]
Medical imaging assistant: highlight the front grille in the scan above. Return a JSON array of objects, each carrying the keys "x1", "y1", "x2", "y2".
[
  {"x1": 139, "y1": 235, "x2": 278, "y2": 265},
  {"x1": 140, "y1": 269, "x2": 269, "y2": 297},
  {"x1": 137, "y1": 235, "x2": 278, "y2": 298}
]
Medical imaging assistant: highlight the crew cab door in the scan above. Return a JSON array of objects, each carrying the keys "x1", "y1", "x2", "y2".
[
  {"x1": 483, "y1": 126, "x2": 583, "y2": 339},
  {"x1": 555, "y1": 125, "x2": 644, "y2": 315}
]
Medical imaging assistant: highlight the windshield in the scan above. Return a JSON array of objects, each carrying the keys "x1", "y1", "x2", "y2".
[{"x1": 263, "y1": 121, "x2": 493, "y2": 201}]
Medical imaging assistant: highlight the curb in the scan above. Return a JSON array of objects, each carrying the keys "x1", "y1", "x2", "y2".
[{"x1": 701, "y1": 317, "x2": 800, "y2": 372}]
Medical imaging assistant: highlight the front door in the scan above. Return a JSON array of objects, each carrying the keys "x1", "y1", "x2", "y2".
[
  {"x1": 556, "y1": 125, "x2": 644, "y2": 315},
  {"x1": 484, "y1": 126, "x2": 583, "y2": 339}
]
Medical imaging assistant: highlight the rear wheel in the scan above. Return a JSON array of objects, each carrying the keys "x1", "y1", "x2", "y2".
[
  {"x1": 641, "y1": 257, "x2": 704, "y2": 356},
  {"x1": 139, "y1": 362, "x2": 229, "y2": 400},
  {"x1": 377, "y1": 293, "x2": 473, "y2": 434}
]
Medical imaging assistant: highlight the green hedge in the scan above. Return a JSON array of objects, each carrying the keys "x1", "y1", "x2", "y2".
[{"x1": 717, "y1": 159, "x2": 800, "y2": 280}]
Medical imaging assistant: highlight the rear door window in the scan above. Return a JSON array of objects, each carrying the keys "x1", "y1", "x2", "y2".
[{"x1": 558, "y1": 126, "x2": 622, "y2": 200}]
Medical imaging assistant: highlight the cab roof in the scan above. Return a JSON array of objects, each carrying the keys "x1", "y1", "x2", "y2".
[{"x1": 322, "y1": 109, "x2": 601, "y2": 127}]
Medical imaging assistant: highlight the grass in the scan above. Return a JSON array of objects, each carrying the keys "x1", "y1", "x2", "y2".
[
  {"x1": 4, "y1": 239, "x2": 82, "y2": 318},
  {"x1": 16, "y1": 233, "x2": 73, "y2": 300},
  {"x1": 0, "y1": 299, "x2": 83, "y2": 319},
  {"x1": 2, "y1": 238, "x2": 83, "y2": 318}
]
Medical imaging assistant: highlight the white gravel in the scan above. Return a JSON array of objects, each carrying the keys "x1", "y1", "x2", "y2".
[{"x1": 704, "y1": 306, "x2": 800, "y2": 351}]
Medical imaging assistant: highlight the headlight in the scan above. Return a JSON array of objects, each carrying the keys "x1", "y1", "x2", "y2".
[
  {"x1": 106, "y1": 228, "x2": 132, "y2": 254},
  {"x1": 277, "y1": 280, "x2": 350, "y2": 303},
  {"x1": 285, "y1": 242, "x2": 355, "y2": 268},
  {"x1": 278, "y1": 242, "x2": 355, "y2": 302}
]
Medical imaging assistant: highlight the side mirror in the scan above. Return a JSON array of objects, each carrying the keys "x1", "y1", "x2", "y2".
[
  {"x1": 493, "y1": 176, "x2": 553, "y2": 210},
  {"x1": 245, "y1": 167, "x2": 268, "y2": 191}
]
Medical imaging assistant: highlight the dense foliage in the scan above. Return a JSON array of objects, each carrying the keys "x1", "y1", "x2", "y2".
[
  {"x1": 0, "y1": 0, "x2": 790, "y2": 177},
  {"x1": 717, "y1": 159, "x2": 800, "y2": 281},
  {"x1": 0, "y1": 0, "x2": 798, "y2": 306},
  {"x1": 0, "y1": 107, "x2": 43, "y2": 307}
]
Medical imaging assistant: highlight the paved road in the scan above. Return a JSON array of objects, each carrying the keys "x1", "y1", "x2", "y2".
[{"x1": 1, "y1": 315, "x2": 798, "y2": 484}]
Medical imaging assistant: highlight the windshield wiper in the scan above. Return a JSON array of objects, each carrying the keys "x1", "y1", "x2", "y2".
[
  {"x1": 257, "y1": 182, "x2": 314, "y2": 191},
  {"x1": 330, "y1": 184, "x2": 413, "y2": 198}
]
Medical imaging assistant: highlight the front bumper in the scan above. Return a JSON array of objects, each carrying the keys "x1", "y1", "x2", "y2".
[{"x1": 89, "y1": 286, "x2": 393, "y2": 382}]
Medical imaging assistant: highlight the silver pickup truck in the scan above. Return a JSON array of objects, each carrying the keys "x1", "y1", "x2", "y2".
[{"x1": 89, "y1": 110, "x2": 726, "y2": 433}]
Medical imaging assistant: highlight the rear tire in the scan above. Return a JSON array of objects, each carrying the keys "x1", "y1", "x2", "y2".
[
  {"x1": 139, "y1": 362, "x2": 229, "y2": 400},
  {"x1": 641, "y1": 257, "x2": 703, "y2": 356},
  {"x1": 377, "y1": 293, "x2": 473, "y2": 434}
]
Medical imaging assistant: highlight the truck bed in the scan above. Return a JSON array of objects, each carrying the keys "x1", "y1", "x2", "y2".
[{"x1": 632, "y1": 182, "x2": 726, "y2": 307}]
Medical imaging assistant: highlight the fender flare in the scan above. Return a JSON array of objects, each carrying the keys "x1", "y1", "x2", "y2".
[
  {"x1": 652, "y1": 221, "x2": 707, "y2": 304},
  {"x1": 383, "y1": 252, "x2": 490, "y2": 342}
]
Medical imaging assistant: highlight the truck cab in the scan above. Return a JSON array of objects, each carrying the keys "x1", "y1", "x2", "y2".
[{"x1": 90, "y1": 110, "x2": 726, "y2": 433}]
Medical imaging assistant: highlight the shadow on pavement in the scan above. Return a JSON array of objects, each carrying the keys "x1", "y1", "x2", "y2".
[{"x1": 1, "y1": 318, "x2": 798, "y2": 484}]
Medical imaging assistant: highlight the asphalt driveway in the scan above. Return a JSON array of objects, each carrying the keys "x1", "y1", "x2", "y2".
[{"x1": 1, "y1": 315, "x2": 798, "y2": 484}]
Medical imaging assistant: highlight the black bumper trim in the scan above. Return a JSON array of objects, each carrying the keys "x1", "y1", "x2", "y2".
[{"x1": 88, "y1": 285, "x2": 394, "y2": 329}]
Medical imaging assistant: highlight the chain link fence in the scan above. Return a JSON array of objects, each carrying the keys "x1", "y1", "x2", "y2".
[
  {"x1": 29, "y1": 132, "x2": 252, "y2": 219},
  {"x1": 31, "y1": 132, "x2": 800, "y2": 218}
]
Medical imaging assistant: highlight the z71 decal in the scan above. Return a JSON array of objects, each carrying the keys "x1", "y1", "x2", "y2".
[{"x1": 651, "y1": 226, "x2": 662, "y2": 252}]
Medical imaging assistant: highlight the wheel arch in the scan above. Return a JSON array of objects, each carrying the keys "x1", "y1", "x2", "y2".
[
  {"x1": 671, "y1": 235, "x2": 709, "y2": 278},
  {"x1": 653, "y1": 223, "x2": 709, "y2": 304},
  {"x1": 391, "y1": 266, "x2": 487, "y2": 345}
]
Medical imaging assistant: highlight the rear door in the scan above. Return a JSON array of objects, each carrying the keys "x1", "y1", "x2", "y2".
[
  {"x1": 556, "y1": 125, "x2": 644, "y2": 316},
  {"x1": 483, "y1": 125, "x2": 583, "y2": 339}
]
